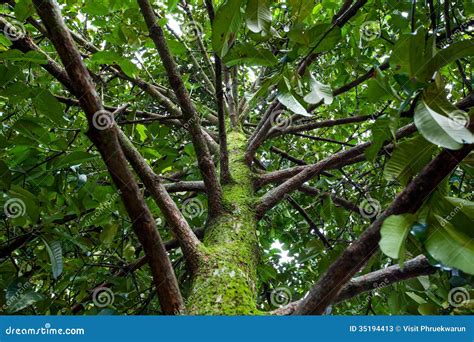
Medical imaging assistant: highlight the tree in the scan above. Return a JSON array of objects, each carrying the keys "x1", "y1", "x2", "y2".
[{"x1": 0, "y1": 0, "x2": 473, "y2": 315}]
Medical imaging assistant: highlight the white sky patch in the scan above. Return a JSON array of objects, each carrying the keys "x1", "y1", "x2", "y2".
[
  {"x1": 271, "y1": 240, "x2": 294, "y2": 264},
  {"x1": 166, "y1": 15, "x2": 182, "y2": 35},
  {"x1": 401, "y1": 12, "x2": 409, "y2": 18}
]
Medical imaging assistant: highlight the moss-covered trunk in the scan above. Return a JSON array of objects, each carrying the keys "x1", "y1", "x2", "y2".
[{"x1": 186, "y1": 131, "x2": 261, "y2": 314}]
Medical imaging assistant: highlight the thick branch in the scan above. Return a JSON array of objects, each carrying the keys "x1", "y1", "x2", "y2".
[
  {"x1": 273, "y1": 255, "x2": 436, "y2": 315},
  {"x1": 255, "y1": 124, "x2": 417, "y2": 217},
  {"x1": 117, "y1": 130, "x2": 201, "y2": 273},
  {"x1": 33, "y1": 0, "x2": 183, "y2": 314},
  {"x1": 292, "y1": 143, "x2": 473, "y2": 315},
  {"x1": 137, "y1": 0, "x2": 223, "y2": 218}
]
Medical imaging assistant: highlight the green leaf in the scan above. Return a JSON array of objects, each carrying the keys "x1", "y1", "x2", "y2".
[
  {"x1": 0, "y1": 50, "x2": 48, "y2": 64},
  {"x1": 384, "y1": 135, "x2": 437, "y2": 185},
  {"x1": 414, "y1": 99, "x2": 474, "y2": 150},
  {"x1": 14, "y1": 0, "x2": 35, "y2": 21},
  {"x1": 364, "y1": 68, "x2": 400, "y2": 102},
  {"x1": 41, "y1": 238, "x2": 63, "y2": 279},
  {"x1": 136, "y1": 124, "x2": 148, "y2": 142},
  {"x1": 83, "y1": 0, "x2": 110, "y2": 15},
  {"x1": 7, "y1": 185, "x2": 39, "y2": 222},
  {"x1": 277, "y1": 91, "x2": 309, "y2": 116},
  {"x1": 6, "y1": 280, "x2": 44, "y2": 313},
  {"x1": 307, "y1": 24, "x2": 341, "y2": 53},
  {"x1": 0, "y1": 160, "x2": 12, "y2": 190},
  {"x1": 89, "y1": 51, "x2": 139, "y2": 78},
  {"x1": 277, "y1": 78, "x2": 310, "y2": 116},
  {"x1": 288, "y1": 0, "x2": 313, "y2": 23},
  {"x1": 53, "y1": 151, "x2": 97, "y2": 169},
  {"x1": 418, "y1": 40, "x2": 474, "y2": 81},
  {"x1": 303, "y1": 74, "x2": 333, "y2": 105},
  {"x1": 426, "y1": 215, "x2": 474, "y2": 275},
  {"x1": 390, "y1": 28, "x2": 429, "y2": 78},
  {"x1": 212, "y1": 0, "x2": 245, "y2": 58},
  {"x1": 100, "y1": 222, "x2": 118, "y2": 245},
  {"x1": 245, "y1": 0, "x2": 271, "y2": 33},
  {"x1": 380, "y1": 214, "x2": 417, "y2": 260},
  {"x1": 365, "y1": 117, "x2": 394, "y2": 162},
  {"x1": 32, "y1": 90, "x2": 65, "y2": 125},
  {"x1": 435, "y1": 196, "x2": 474, "y2": 238},
  {"x1": 223, "y1": 43, "x2": 277, "y2": 66}
]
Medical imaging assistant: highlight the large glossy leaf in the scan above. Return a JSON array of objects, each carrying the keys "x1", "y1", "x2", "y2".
[
  {"x1": 390, "y1": 29, "x2": 428, "y2": 78},
  {"x1": 277, "y1": 91, "x2": 309, "y2": 116},
  {"x1": 0, "y1": 50, "x2": 48, "y2": 64},
  {"x1": 89, "y1": 51, "x2": 139, "y2": 78},
  {"x1": 426, "y1": 216, "x2": 474, "y2": 275},
  {"x1": 41, "y1": 238, "x2": 63, "y2": 279},
  {"x1": 380, "y1": 214, "x2": 417, "y2": 260},
  {"x1": 414, "y1": 99, "x2": 474, "y2": 150},
  {"x1": 418, "y1": 40, "x2": 474, "y2": 81},
  {"x1": 223, "y1": 43, "x2": 278, "y2": 66},
  {"x1": 384, "y1": 135, "x2": 437, "y2": 185},
  {"x1": 245, "y1": 0, "x2": 271, "y2": 33},
  {"x1": 212, "y1": 0, "x2": 245, "y2": 58},
  {"x1": 303, "y1": 75, "x2": 333, "y2": 105}
]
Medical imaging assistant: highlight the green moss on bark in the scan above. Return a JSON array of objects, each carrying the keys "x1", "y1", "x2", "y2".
[{"x1": 186, "y1": 130, "x2": 262, "y2": 315}]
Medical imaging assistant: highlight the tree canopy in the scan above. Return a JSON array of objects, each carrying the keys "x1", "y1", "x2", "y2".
[{"x1": 0, "y1": 0, "x2": 473, "y2": 315}]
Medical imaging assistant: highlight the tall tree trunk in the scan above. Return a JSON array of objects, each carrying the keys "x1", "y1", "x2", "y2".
[{"x1": 187, "y1": 130, "x2": 260, "y2": 314}]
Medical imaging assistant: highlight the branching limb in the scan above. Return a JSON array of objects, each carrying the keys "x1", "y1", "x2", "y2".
[
  {"x1": 255, "y1": 124, "x2": 417, "y2": 217},
  {"x1": 272, "y1": 255, "x2": 436, "y2": 315},
  {"x1": 292, "y1": 142, "x2": 473, "y2": 315},
  {"x1": 203, "y1": 0, "x2": 232, "y2": 184},
  {"x1": 32, "y1": 0, "x2": 184, "y2": 314},
  {"x1": 137, "y1": 0, "x2": 223, "y2": 218},
  {"x1": 117, "y1": 130, "x2": 201, "y2": 273}
]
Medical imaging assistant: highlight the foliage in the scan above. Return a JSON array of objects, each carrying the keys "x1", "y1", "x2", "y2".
[{"x1": 0, "y1": 0, "x2": 473, "y2": 316}]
